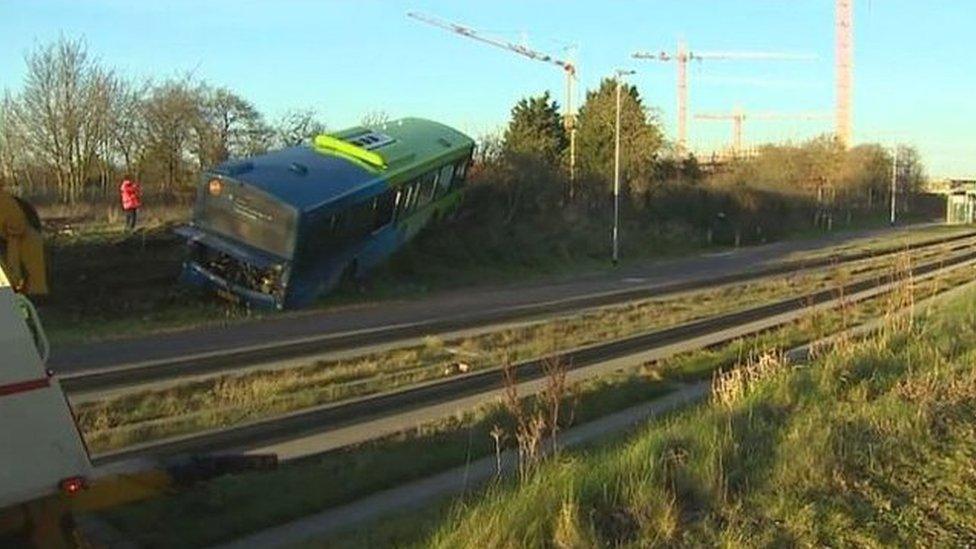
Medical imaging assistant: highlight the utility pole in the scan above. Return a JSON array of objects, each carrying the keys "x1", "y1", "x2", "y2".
[
  {"x1": 613, "y1": 69, "x2": 635, "y2": 265},
  {"x1": 890, "y1": 145, "x2": 899, "y2": 225},
  {"x1": 565, "y1": 46, "x2": 578, "y2": 190}
]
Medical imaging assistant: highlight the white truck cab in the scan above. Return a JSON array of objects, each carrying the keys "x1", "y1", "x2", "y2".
[
  {"x1": 0, "y1": 263, "x2": 274, "y2": 546},
  {"x1": 0, "y1": 264, "x2": 92, "y2": 545}
]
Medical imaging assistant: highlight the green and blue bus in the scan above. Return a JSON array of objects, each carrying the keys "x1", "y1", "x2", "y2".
[{"x1": 177, "y1": 117, "x2": 475, "y2": 309}]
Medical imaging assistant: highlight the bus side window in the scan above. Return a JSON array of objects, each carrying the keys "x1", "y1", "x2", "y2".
[
  {"x1": 316, "y1": 213, "x2": 339, "y2": 250},
  {"x1": 331, "y1": 212, "x2": 347, "y2": 241},
  {"x1": 405, "y1": 181, "x2": 418, "y2": 215},
  {"x1": 397, "y1": 183, "x2": 413, "y2": 219},
  {"x1": 411, "y1": 178, "x2": 425, "y2": 208},
  {"x1": 373, "y1": 189, "x2": 396, "y2": 230},
  {"x1": 438, "y1": 164, "x2": 454, "y2": 193},
  {"x1": 428, "y1": 170, "x2": 440, "y2": 201},
  {"x1": 350, "y1": 201, "x2": 374, "y2": 239},
  {"x1": 322, "y1": 213, "x2": 342, "y2": 246},
  {"x1": 431, "y1": 171, "x2": 440, "y2": 200},
  {"x1": 420, "y1": 171, "x2": 437, "y2": 205},
  {"x1": 453, "y1": 161, "x2": 468, "y2": 188},
  {"x1": 392, "y1": 189, "x2": 403, "y2": 221}
]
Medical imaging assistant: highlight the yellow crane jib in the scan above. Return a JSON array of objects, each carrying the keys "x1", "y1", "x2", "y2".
[
  {"x1": 313, "y1": 134, "x2": 388, "y2": 170},
  {"x1": 0, "y1": 191, "x2": 48, "y2": 296}
]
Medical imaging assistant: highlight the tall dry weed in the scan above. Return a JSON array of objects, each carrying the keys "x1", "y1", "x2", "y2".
[
  {"x1": 711, "y1": 350, "x2": 789, "y2": 409},
  {"x1": 500, "y1": 355, "x2": 574, "y2": 481},
  {"x1": 883, "y1": 250, "x2": 915, "y2": 336}
]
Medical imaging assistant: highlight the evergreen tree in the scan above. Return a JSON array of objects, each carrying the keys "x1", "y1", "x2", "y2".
[
  {"x1": 502, "y1": 91, "x2": 568, "y2": 167},
  {"x1": 575, "y1": 78, "x2": 664, "y2": 192}
]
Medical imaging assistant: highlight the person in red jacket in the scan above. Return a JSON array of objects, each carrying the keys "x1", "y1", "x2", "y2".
[{"x1": 119, "y1": 176, "x2": 142, "y2": 231}]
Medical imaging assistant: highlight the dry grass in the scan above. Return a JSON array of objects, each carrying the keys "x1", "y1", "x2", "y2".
[
  {"x1": 74, "y1": 245, "x2": 976, "y2": 453},
  {"x1": 95, "y1": 325, "x2": 783, "y2": 549},
  {"x1": 422, "y1": 278, "x2": 976, "y2": 548},
  {"x1": 93, "y1": 259, "x2": 974, "y2": 548},
  {"x1": 711, "y1": 350, "x2": 789, "y2": 409},
  {"x1": 36, "y1": 198, "x2": 191, "y2": 233}
]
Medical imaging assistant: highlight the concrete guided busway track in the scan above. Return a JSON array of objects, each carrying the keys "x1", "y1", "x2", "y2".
[
  {"x1": 88, "y1": 241, "x2": 976, "y2": 466},
  {"x1": 59, "y1": 228, "x2": 976, "y2": 395}
]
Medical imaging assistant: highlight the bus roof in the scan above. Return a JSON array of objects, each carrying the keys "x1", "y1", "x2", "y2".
[{"x1": 209, "y1": 117, "x2": 474, "y2": 212}]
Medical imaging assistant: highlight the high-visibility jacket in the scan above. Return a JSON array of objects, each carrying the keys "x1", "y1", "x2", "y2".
[
  {"x1": 0, "y1": 191, "x2": 47, "y2": 295},
  {"x1": 120, "y1": 180, "x2": 141, "y2": 210}
]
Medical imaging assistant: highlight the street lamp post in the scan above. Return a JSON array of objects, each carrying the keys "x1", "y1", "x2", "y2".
[
  {"x1": 613, "y1": 69, "x2": 635, "y2": 265},
  {"x1": 890, "y1": 144, "x2": 899, "y2": 226}
]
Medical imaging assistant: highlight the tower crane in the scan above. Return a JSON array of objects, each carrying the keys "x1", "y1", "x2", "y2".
[
  {"x1": 835, "y1": 0, "x2": 854, "y2": 148},
  {"x1": 695, "y1": 108, "x2": 830, "y2": 153},
  {"x1": 407, "y1": 12, "x2": 580, "y2": 185},
  {"x1": 694, "y1": 108, "x2": 747, "y2": 153},
  {"x1": 632, "y1": 42, "x2": 814, "y2": 155}
]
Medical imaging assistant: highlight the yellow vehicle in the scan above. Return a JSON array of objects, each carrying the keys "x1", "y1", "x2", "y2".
[
  {"x1": 0, "y1": 260, "x2": 277, "y2": 546},
  {"x1": 0, "y1": 262, "x2": 172, "y2": 547},
  {"x1": 0, "y1": 261, "x2": 86, "y2": 547},
  {"x1": 0, "y1": 189, "x2": 48, "y2": 296}
]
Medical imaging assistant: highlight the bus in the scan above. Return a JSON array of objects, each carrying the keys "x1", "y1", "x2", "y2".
[{"x1": 177, "y1": 117, "x2": 475, "y2": 309}]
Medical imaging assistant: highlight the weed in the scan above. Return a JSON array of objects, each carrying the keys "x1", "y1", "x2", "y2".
[
  {"x1": 711, "y1": 350, "x2": 788, "y2": 409},
  {"x1": 500, "y1": 355, "x2": 573, "y2": 481}
]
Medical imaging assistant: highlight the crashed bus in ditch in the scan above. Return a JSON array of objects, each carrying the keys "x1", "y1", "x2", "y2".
[{"x1": 177, "y1": 117, "x2": 474, "y2": 310}]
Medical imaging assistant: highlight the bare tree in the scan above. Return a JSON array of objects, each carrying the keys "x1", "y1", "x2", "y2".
[
  {"x1": 196, "y1": 86, "x2": 269, "y2": 166},
  {"x1": 13, "y1": 36, "x2": 116, "y2": 202},
  {"x1": 0, "y1": 94, "x2": 22, "y2": 188},
  {"x1": 273, "y1": 108, "x2": 326, "y2": 148},
  {"x1": 0, "y1": 93, "x2": 42, "y2": 194},
  {"x1": 106, "y1": 78, "x2": 149, "y2": 178},
  {"x1": 141, "y1": 76, "x2": 204, "y2": 190},
  {"x1": 475, "y1": 130, "x2": 504, "y2": 164},
  {"x1": 895, "y1": 145, "x2": 926, "y2": 197},
  {"x1": 360, "y1": 109, "x2": 391, "y2": 128}
]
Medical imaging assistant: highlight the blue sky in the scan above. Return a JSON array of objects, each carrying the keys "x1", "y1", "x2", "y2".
[{"x1": 1, "y1": 0, "x2": 973, "y2": 177}]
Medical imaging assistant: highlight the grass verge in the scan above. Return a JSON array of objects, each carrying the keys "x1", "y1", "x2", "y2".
[
  {"x1": 76, "y1": 245, "x2": 971, "y2": 452},
  {"x1": 44, "y1": 219, "x2": 963, "y2": 345},
  {"x1": 92, "y1": 330, "x2": 786, "y2": 548},
  {"x1": 781, "y1": 222, "x2": 967, "y2": 261},
  {"x1": 95, "y1": 267, "x2": 973, "y2": 547},
  {"x1": 407, "y1": 285, "x2": 976, "y2": 547},
  {"x1": 41, "y1": 225, "x2": 260, "y2": 345}
]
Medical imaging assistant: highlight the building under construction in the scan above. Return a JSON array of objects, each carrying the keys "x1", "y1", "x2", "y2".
[{"x1": 944, "y1": 179, "x2": 976, "y2": 224}]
